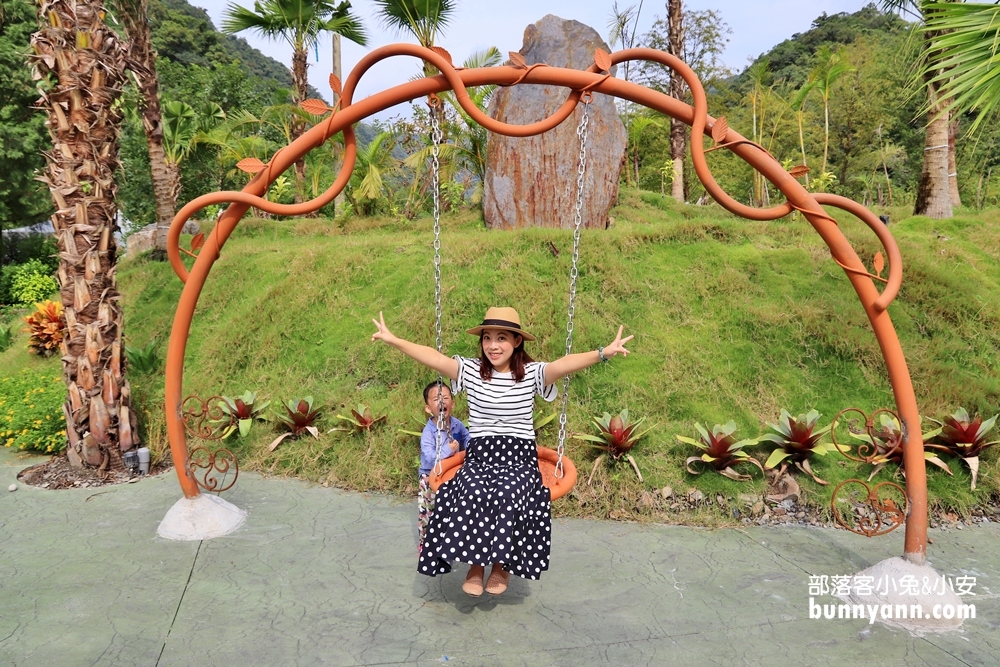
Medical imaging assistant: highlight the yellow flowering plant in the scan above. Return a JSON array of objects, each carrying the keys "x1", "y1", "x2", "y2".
[{"x1": 0, "y1": 369, "x2": 66, "y2": 454}]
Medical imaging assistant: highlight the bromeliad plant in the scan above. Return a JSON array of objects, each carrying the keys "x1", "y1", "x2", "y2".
[
  {"x1": 574, "y1": 409, "x2": 652, "y2": 483},
  {"x1": 269, "y1": 396, "x2": 324, "y2": 451},
  {"x1": 849, "y1": 413, "x2": 952, "y2": 482},
  {"x1": 678, "y1": 421, "x2": 762, "y2": 481},
  {"x1": 331, "y1": 403, "x2": 388, "y2": 457},
  {"x1": 924, "y1": 408, "x2": 1000, "y2": 490},
  {"x1": 760, "y1": 409, "x2": 845, "y2": 485},
  {"x1": 331, "y1": 403, "x2": 387, "y2": 434},
  {"x1": 216, "y1": 391, "x2": 270, "y2": 439}
]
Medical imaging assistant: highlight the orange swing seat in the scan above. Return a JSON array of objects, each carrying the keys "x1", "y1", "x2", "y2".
[{"x1": 428, "y1": 447, "x2": 577, "y2": 500}]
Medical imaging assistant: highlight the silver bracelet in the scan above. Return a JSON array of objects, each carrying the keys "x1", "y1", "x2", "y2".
[{"x1": 597, "y1": 346, "x2": 608, "y2": 363}]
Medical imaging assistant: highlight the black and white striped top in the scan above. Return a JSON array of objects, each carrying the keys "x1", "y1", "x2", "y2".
[{"x1": 451, "y1": 356, "x2": 558, "y2": 439}]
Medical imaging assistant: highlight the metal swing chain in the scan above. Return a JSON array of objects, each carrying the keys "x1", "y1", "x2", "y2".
[
  {"x1": 429, "y1": 97, "x2": 448, "y2": 476},
  {"x1": 554, "y1": 98, "x2": 591, "y2": 479}
]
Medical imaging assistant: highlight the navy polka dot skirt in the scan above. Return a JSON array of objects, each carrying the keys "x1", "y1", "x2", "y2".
[{"x1": 417, "y1": 435, "x2": 552, "y2": 580}]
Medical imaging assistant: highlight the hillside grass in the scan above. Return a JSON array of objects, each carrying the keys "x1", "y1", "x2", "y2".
[{"x1": 5, "y1": 189, "x2": 999, "y2": 523}]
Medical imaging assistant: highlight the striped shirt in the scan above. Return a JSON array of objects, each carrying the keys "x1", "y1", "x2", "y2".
[{"x1": 451, "y1": 356, "x2": 558, "y2": 439}]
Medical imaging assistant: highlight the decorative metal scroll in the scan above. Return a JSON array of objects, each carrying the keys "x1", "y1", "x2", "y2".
[
  {"x1": 187, "y1": 445, "x2": 239, "y2": 493},
  {"x1": 830, "y1": 408, "x2": 907, "y2": 537},
  {"x1": 831, "y1": 407, "x2": 906, "y2": 465},
  {"x1": 831, "y1": 479, "x2": 906, "y2": 537},
  {"x1": 181, "y1": 394, "x2": 230, "y2": 441}
]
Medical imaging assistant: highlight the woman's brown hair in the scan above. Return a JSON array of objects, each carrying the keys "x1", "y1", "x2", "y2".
[{"x1": 479, "y1": 332, "x2": 534, "y2": 383}]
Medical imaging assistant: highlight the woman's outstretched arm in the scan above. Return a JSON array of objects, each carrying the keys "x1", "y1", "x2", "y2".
[
  {"x1": 543, "y1": 325, "x2": 633, "y2": 385},
  {"x1": 371, "y1": 311, "x2": 460, "y2": 381}
]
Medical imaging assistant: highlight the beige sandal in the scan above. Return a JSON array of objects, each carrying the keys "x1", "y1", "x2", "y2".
[
  {"x1": 462, "y1": 565, "x2": 484, "y2": 597},
  {"x1": 485, "y1": 566, "x2": 510, "y2": 595}
]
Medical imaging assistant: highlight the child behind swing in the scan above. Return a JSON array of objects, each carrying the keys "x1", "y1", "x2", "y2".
[
  {"x1": 417, "y1": 381, "x2": 469, "y2": 555},
  {"x1": 373, "y1": 306, "x2": 632, "y2": 596}
]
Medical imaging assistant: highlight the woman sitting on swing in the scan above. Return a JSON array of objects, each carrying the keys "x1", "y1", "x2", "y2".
[{"x1": 371, "y1": 306, "x2": 632, "y2": 596}]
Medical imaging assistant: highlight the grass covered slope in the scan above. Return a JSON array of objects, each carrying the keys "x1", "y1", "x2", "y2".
[{"x1": 116, "y1": 190, "x2": 1000, "y2": 519}]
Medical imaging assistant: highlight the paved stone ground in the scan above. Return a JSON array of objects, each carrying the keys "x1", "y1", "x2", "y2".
[{"x1": 1, "y1": 448, "x2": 997, "y2": 666}]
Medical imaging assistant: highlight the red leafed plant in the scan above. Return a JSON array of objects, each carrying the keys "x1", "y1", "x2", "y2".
[
  {"x1": 574, "y1": 410, "x2": 652, "y2": 483},
  {"x1": 331, "y1": 404, "x2": 387, "y2": 434},
  {"x1": 759, "y1": 409, "x2": 844, "y2": 485},
  {"x1": 677, "y1": 421, "x2": 762, "y2": 481},
  {"x1": 924, "y1": 408, "x2": 1000, "y2": 490},
  {"x1": 23, "y1": 300, "x2": 65, "y2": 356},
  {"x1": 215, "y1": 391, "x2": 269, "y2": 439},
  {"x1": 268, "y1": 396, "x2": 323, "y2": 451},
  {"x1": 848, "y1": 413, "x2": 952, "y2": 481}
]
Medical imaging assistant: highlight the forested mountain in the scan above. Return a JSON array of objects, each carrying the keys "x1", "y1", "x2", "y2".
[
  {"x1": 148, "y1": 0, "x2": 320, "y2": 99},
  {"x1": 0, "y1": 0, "x2": 323, "y2": 229},
  {"x1": 631, "y1": 3, "x2": 1000, "y2": 213},
  {"x1": 737, "y1": 5, "x2": 911, "y2": 88},
  {"x1": 6, "y1": 1, "x2": 999, "y2": 233}
]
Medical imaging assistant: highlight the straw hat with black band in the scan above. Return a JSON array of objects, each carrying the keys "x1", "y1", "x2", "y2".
[{"x1": 466, "y1": 307, "x2": 536, "y2": 341}]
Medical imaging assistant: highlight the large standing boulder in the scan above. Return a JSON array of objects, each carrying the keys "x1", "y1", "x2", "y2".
[{"x1": 483, "y1": 15, "x2": 626, "y2": 230}]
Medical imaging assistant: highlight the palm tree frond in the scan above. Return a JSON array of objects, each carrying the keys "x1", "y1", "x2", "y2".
[
  {"x1": 372, "y1": 0, "x2": 455, "y2": 47},
  {"x1": 461, "y1": 46, "x2": 502, "y2": 70},
  {"x1": 923, "y1": 2, "x2": 1000, "y2": 132}
]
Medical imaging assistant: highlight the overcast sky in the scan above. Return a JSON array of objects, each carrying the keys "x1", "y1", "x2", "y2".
[{"x1": 195, "y1": 0, "x2": 882, "y2": 114}]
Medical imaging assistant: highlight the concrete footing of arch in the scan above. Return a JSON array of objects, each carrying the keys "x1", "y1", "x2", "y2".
[{"x1": 157, "y1": 493, "x2": 246, "y2": 540}]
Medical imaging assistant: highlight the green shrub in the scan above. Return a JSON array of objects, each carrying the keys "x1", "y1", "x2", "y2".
[
  {"x1": 0, "y1": 324, "x2": 12, "y2": 352},
  {"x1": 10, "y1": 260, "x2": 58, "y2": 305},
  {"x1": 125, "y1": 340, "x2": 159, "y2": 374},
  {"x1": 0, "y1": 263, "x2": 19, "y2": 306},
  {"x1": 0, "y1": 369, "x2": 66, "y2": 454},
  {"x1": 0, "y1": 233, "x2": 58, "y2": 271}
]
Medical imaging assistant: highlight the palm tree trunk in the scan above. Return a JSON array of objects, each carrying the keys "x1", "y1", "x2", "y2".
[
  {"x1": 291, "y1": 47, "x2": 308, "y2": 205},
  {"x1": 883, "y1": 160, "x2": 894, "y2": 206},
  {"x1": 332, "y1": 33, "x2": 343, "y2": 216},
  {"x1": 32, "y1": 0, "x2": 137, "y2": 469},
  {"x1": 916, "y1": 14, "x2": 954, "y2": 219},
  {"x1": 797, "y1": 113, "x2": 810, "y2": 187},
  {"x1": 947, "y1": 112, "x2": 961, "y2": 208},
  {"x1": 668, "y1": 0, "x2": 685, "y2": 202},
  {"x1": 119, "y1": 0, "x2": 174, "y2": 253},
  {"x1": 914, "y1": 81, "x2": 953, "y2": 218},
  {"x1": 822, "y1": 100, "x2": 830, "y2": 175},
  {"x1": 166, "y1": 161, "x2": 182, "y2": 212}
]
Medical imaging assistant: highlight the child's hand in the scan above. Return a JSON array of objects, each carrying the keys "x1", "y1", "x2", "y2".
[
  {"x1": 602, "y1": 325, "x2": 634, "y2": 359},
  {"x1": 371, "y1": 311, "x2": 396, "y2": 344},
  {"x1": 448, "y1": 438, "x2": 460, "y2": 452}
]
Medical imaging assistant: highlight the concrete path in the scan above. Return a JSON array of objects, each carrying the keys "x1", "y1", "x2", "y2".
[{"x1": 1, "y1": 449, "x2": 996, "y2": 666}]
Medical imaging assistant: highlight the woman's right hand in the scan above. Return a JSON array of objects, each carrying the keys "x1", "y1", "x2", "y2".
[{"x1": 371, "y1": 311, "x2": 396, "y2": 344}]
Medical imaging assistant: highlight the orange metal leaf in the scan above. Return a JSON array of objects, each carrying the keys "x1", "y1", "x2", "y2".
[
  {"x1": 788, "y1": 165, "x2": 811, "y2": 178},
  {"x1": 236, "y1": 157, "x2": 266, "y2": 174},
  {"x1": 874, "y1": 252, "x2": 885, "y2": 277},
  {"x1": 301, "y1": 99, "x2": 331, "y2": 115},
  {"x1": 711, "y1": 117, "x2": 729, "y2": 144},
  {"x1": 190, "y1": 232, "x2": 205, "y2": 253},
  {"x1": 430, "y1": 46, "x2": 453, "y2": 66},
  {"x1": 594, "y1": 48, "x2": 612, "y2": 73},
  {"x1": 329, "y1": 73, "x2": 342, "y2": 95},
  {"x1": 508, "y1": 51, "x2": 527, "y2": 69}
]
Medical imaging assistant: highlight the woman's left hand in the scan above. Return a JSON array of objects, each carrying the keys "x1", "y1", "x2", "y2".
[{"x1": 602, "y1": 325, "x2": 634, "y2": 359}]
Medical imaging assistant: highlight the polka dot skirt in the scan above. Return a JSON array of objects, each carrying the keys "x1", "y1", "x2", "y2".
[{"x1": 417, "y1": 436, "x2": 552, "y2": 580}]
